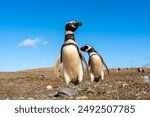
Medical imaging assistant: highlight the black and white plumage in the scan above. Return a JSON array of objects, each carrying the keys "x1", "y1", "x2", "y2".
[
  {"x1": 81, "y1": 45, "x2": 109, "y2": 82},
  {"x1": 55, "y1": 21, "x2": 88, "y2": 86}
]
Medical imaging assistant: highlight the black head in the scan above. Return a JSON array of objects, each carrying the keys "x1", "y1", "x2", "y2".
[
  {"x1": 80, "y1": 45, "x2": 95, "y2": 53},
  {"x1": 65, "y1": 21, "x2": 82, "y2": 32}
]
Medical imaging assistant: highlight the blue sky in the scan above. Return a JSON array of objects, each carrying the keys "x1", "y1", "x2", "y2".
[{"x1": 0, "y1": 0, "x2": 150, "y2": 71}]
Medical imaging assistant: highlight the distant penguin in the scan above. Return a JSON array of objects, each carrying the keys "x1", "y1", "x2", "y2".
[
  {"x1": 55, "y1": 21, "x2": 88, "y2": 86},
  {"x1": 81, "y1": 45, "x2": 109, "y2": 82},
  {"x1": 137, "y1": 67, "x2": 144, "y2": 73}
]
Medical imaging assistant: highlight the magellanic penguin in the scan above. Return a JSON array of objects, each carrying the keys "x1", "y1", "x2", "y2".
[
  {"x1": 80, "y1": 45, "x2": 109, "y2": 82},
  {"x1": 55, "y1": 21, "x2": 89, "y2": 86}
]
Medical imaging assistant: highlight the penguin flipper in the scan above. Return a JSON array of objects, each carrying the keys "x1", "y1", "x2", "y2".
[
  {"x1": 103, "y1": 60, "x2": 110, "y2": 75},
  {"x1": 80, "y1": 52, "x2": 89, "y2": 77},
  {"x1": 98, "y1": 54, "x2": 110, "y2": 75},
  {"x1": 55, "y1": 54, "x2": 62, "y2": 78}
]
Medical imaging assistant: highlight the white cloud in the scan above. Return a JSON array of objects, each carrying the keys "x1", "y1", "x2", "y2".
[{"x1": 18, "y1": 38, "x2": 48, "y2": 48}]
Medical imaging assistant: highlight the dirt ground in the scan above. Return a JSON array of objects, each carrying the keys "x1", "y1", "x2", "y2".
[{"x1": 0, "y1": 67, "x2": 150, "y2": 100}]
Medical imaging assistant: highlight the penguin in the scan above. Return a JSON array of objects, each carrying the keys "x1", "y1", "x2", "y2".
[
  {"x1": 80, "y1": 44, "x2": 109, "y2": 82},
  {"x1": 55, "y1": 21, "x2": 88, "y2": 86}
]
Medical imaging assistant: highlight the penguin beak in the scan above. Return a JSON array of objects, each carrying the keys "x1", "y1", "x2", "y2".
[
  {"x1": 76, "y1": 22, "x2": 82, "y2": 27},
  {"x1": 80, "y1": 46, "x2": 85, "y2": 51}
]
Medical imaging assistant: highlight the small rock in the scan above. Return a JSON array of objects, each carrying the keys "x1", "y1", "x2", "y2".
[
  {"x1": 47, "y1": 85, "x2": 53, "y2": 91},
  {"x1": 135, "y1": 92, "x2": 142, "y2": 97},
  {"x1": 107, "y1": 90, "x2": 118, "y2": 94},
  {"x1": 77, "y1": 88, "x2": 83, "y2": 91},
  {"x1": 141, "y1": 75, "x2": 150, "y2": 83},
  {"x1": 55, "y1": 87, "x2": 77, "y2": 97},
  {"x1": 6, "y1": 97, "x2": 11, "y2": 100},
  {"x1": 141, "y1": 75, "x2": 149, "y2": 79},
  {"x1": 122, "y1": 83, "x2": 128, "y2": 87},
  {"x1": 37, "y1": 75, "x2": 45, "y2": 79},
  {"x1": 85, "y1": 86, "x2": 95, "y2": 94},
  {"x1": 76, "y1": 96, "x2": 88, "y2": 100},
  {"x1": 27, "y1": 98, "x2": 34, "y2": 100}
]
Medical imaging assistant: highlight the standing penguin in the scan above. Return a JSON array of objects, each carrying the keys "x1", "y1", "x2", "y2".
[
  {"x1": 81, "y1": 45, "x2": 109, "y2": 82},
  {"x1": 55, "y1": 21, "x2": 88, "y2": 86}
]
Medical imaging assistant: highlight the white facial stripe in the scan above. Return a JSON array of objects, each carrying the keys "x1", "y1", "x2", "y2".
[
  {"x1": 85, "y1": 45, "x2": 92, "y2": 51},
  {"x1": 66, "y1": 21, "x2": 76, "y2": 24},
  {"x1": 71, "y1": 24, "x2": 76, "y2": 28},
  {"x1": 69, "y1": 21, "x2": 76, "y2": 23}
]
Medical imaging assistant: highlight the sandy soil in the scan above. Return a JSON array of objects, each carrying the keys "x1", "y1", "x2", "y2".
[{"x1": 0, "y1": 67, "x2": 149, "y2": 100}]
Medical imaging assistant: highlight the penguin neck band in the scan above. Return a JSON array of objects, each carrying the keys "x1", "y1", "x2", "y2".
[
  {"x1": 87, "y1": 48, "x2": 95, "y2": 54},
  {"x1": 65, "y1": 34, "x2": 75, "y2": 41}
]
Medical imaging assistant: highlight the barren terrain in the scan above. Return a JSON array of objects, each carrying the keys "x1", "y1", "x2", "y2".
[{"x1": 0, "y1": 67, "x2": 150, "y2": 100}]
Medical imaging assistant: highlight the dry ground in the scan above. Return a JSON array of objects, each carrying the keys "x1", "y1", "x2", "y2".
[{"x1": 0, "y1": 67, "x2": 150, "y2": 100}]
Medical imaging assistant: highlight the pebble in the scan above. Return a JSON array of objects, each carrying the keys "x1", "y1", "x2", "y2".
[
  {"x1": 27, "y1": 98, "x2": 34, "y2": 100},
  {"x1": 76, "y1": 96, "x2": 88, "y2": 100},
  {"x1": 135, "y1": 92, "x2": 142, "y2": 97},
  {"x1": 18, "y1": 97, "x2": 25, "y2": 100},
  {"x1": 47, "y1": 85, "x2": 53, "y2": 91},
  {"x1": 37, "y1": 75, "x2": 45, "y2": 79},
  {"x1": 141, "y1": 75, "x2": 150, "y2": 83},
  {"x1": 141, "y1": 75, "x2": 148, "y2": 79},
  {"x1": 122, "y1": 83, "x2": 128, "y2": 87}
]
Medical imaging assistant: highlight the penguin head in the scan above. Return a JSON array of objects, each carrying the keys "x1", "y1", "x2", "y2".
[
  {"x1": 80, "y1": 45, "x2": 95, "y2": 52},
  {"x1": 65, "y1": 21, "x2": 82, "y2": 32}
]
